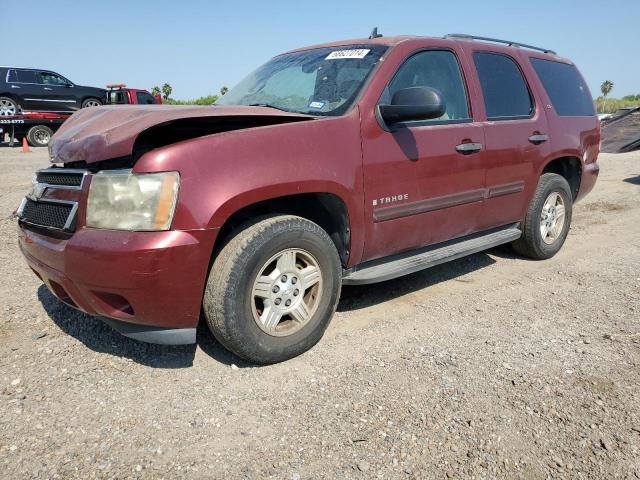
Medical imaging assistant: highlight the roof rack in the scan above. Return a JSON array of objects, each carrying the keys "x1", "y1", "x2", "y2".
[{"x1": 444, "y1": 34, "x2": 556, "y2": 55}]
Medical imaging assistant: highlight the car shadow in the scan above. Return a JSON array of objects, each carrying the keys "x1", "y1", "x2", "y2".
[
  {"x1": 37, "y1": 247, "x2": 511, "y2": 368},
  {"x1": 338, "y1": 250, "x2": 498, "y2": 312},
  {"x1": 38, "y1": 285, "x2": 197, "y2": 369},
  {"x1": 623, "y1": 175, "x2": 640, "y2": 185},
  {"x1": 38, "y1": 285, "x2": 253, "y2": 369}
]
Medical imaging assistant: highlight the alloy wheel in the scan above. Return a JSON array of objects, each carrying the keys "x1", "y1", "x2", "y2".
[
  {"x1": 540, "y1": 192, "x2": 566, "y2": 244},
  {"x1": 251, "y1": 248, "x2": 323, "y2": 337}
]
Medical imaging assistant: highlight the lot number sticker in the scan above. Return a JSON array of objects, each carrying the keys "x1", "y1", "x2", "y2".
[{"x1": 325, "y1": 49, "x2": 370, "y2": 60}]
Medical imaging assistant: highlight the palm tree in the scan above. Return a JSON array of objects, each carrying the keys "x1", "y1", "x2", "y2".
[
  {"x1": 162, "y1": 83, "x2": 173, "y2": 100},
  {"x1": 600, "y1": 80, "x2": 614, "y2": 113}
]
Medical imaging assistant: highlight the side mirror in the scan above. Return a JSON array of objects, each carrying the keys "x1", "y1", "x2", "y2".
[{"x1": 379, "y1": 86, "x2": 446, "y2": 125}]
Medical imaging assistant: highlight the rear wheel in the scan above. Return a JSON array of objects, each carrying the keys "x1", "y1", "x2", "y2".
[
  {"x1": 0, "y1": 96, "x2": 19, "y2": 116},
  {"x1": 203, "y1": 215, "x2": 342, "y2": 364},
  {"x1": 26, "y1": 125, "x2": 53, "y2": 147},
  {"x1": 81, "y1": 98, "x2": 102, "y2": 108},
  {"x1": 512, "y1": 173, "x2": 573, "y2": 259}
]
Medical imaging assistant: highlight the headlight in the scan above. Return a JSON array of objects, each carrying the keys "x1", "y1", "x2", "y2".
[{"x1": 86, "y1": 170, "x2": 180, "y2": 231}]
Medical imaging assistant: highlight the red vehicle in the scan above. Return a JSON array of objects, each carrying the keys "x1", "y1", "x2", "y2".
[
  {"x1": 16, "y1": 34, "x2": 599, "y2": 363},
  {"x1": 105, "y1": 85, "x2": 162, "y2": 105}
]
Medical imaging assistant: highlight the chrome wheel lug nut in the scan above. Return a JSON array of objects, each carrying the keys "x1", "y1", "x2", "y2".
[
  {"x1": 281, "y1": 275, "x2": 287, "y2": 282},
  {"x1": 272, "y1": 285, "x2": 280, "y2": 293},
  {"x1": 291, "y1": 277, "x2": 297, "y2": 285},
  {"x1": 285, "y1": 299, "x2": 292, "y2": 307},
  {"x1": 274, "y1": 298, "x2": 281, "y2": 306},
  {"x1": 293, "y1": 289, "x2": 299, "y2": 296}
]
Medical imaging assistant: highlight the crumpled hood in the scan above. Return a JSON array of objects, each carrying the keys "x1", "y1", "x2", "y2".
[{"x1": 49, "y1": 105, "x2": 312, "y2": 164}]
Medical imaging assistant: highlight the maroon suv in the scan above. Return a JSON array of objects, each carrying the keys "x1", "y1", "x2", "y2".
[{"x1": 16, "y1": 34, "x2": 599, "y2": 364}]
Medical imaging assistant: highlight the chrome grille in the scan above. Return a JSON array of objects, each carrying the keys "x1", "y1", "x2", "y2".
[
  {"x1": 20, "y1": 198, "x2": 75, "y2": 230},
  {"x1": 17, "y1": 168, "x2": 86, "y2": 232},
  {"x1": 35, "y1": 168, "x2": 87, "y2": 189}
]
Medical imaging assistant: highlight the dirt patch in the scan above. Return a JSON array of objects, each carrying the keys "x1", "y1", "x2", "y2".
[{"x1": 1, "y1": 147, "x2": 639, "y2": 479}]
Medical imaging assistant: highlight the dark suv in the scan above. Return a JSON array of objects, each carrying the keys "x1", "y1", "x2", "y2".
[
  {"x1": 16, "y1": 34, "x2": 599, "y2": 364},
  {"x1": 0, "y1": 67, "x2": 106, "y2": 115}
]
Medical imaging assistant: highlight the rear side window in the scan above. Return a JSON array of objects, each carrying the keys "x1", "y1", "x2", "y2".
[
  {"x1": 473, "y1": 52, "x2": 533, "y2": 120},
  {"x1": 136, "y1": 92, "x2": 157, "y2": 104},
  {"x1": 6, "y1": 69, "x2": 18, "y2": 82},
  {"x1": 17, "y1": 70, "x2": 38, "y2": 83},
  {"x1": 530, "y1": 58, "x2": 595, "y2": 116}
]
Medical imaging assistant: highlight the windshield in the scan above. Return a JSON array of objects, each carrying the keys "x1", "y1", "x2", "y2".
[{"x1": 216, "y1": 45, "x2": 388, "y2": 116}]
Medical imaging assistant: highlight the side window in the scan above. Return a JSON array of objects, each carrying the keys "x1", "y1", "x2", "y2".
[
  {"x1": 136, "y1": 92, "x2": 157, "y2": 104},
  {"x1": 473, "y1": 52, "x2": 533, "y2": 120},
  {"x1": 16, "y1": 70, "x2": 38, "y2": 83},
  {"x1": 108, "y1": 91, "x2": 129, "y2": 104},
  {"x1": 39, "y1": 72, "x2": 68, "y2": 86},
  {"x1": 6, "y1": 69, "x2": 18, "y2": 82},
  {"x1": 381, "y1": 50, "x2": 470, "y2": 121},
  {"x1": 530, "y1": 58, "x2": 595, "y2": 116}
]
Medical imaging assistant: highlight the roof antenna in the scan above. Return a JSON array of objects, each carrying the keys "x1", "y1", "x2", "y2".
[{"x1": 369, "y1": 27, "x2": 383, "y2": 39}]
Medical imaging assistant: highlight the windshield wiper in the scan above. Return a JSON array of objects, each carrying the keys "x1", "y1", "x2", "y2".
[{"x1": 246, "y1": 103, "x2": 291, "y2": 113}]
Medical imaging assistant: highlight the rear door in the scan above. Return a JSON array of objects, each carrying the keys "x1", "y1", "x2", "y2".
[
  {"x1": 469, "y1": 50, "x2": 551, "y2": 230},
  {"x1": 14, "y1": 69, "x2": 45, "y2": 111}
]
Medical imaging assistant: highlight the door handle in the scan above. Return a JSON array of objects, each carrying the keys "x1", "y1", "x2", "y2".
[
  {"x1": 43, "y1": 87, "x2": 52, "y2": 91},
  {"x1": 456, "y1": 142, "x2": 482, "y2": 154},
  {"x1": 11, "y1": 85, "x2": 20, "y2": 89},
  {"x1": 528, "y1": 134, "x2": 548, "y2": 144}
]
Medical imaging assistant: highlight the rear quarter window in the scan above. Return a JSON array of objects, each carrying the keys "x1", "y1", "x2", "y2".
[{"x1": 530, "y1": 58, "x2": 595, "y2": 116}]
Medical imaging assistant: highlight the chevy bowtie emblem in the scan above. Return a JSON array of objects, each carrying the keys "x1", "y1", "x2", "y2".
[{"x1": 28, "y1": 183, "x2": 46, "y2": 201}]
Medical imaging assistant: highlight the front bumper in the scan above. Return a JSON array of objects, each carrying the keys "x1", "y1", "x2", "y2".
[{"x1": 18, "y1": 225, "x2": 217, "y2": 344}]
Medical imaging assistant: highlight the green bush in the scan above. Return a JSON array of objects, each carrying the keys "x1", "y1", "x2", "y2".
[
  {"x1": 595, "y1": 96, "x2": 640, "y2": 114},
  {"x1": 163, "y1": 95, "x2": 219, "y2": 106}
]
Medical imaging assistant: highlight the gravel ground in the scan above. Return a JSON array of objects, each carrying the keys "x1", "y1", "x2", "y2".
[{"x1": 1, "y1": 145, "x2": 639, "y2": 479}]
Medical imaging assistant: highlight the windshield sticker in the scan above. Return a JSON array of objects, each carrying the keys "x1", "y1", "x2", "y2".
[
  {"x1": 308, "y1": 101, "x2": 325, "y2": 109},
  {"x1": 325, "y1": 49, "x2": 370, "y2": 60}
]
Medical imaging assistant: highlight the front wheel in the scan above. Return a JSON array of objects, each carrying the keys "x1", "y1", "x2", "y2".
[
  {"x1": 81, "y1": 98, "x2": 102, "y2": 108},
  {"x1": 203, "y1": 215, "x2": 342, "y2": 364},
  {"x1": 512, "y1": 173, "x2": 573, "y2": 260}
]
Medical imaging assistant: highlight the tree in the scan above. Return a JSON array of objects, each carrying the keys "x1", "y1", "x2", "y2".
[
  {"x1": 162, "y1": 83, "x2": 173, "y2": 100},
  {"x1": 220, "y1": 86, "x2": 229, "y2": 96},
  {"x1": 600, "y1": 80, "x2": 614, "y2": 112},
  {"x1": 151, "y1": 86, "x2": 161, "y2": 96}
]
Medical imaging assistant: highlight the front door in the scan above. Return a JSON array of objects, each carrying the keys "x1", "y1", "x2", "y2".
[
  {"x1": 37, "y1": 71, "x2": 78, "y2": 112},
  {"x1": 361, "y1": 49, "x2": 487, "y2": 262}
]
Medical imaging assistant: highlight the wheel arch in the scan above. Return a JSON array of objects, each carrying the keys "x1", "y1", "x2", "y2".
[
  {"x1": 539, "y1": 155, "x2": 582, "y2": 200},
  {"x1": 211, "y1": 192, "x2": 352, "y2": 267}
]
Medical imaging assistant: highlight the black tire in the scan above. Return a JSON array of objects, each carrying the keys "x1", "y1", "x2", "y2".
[
  {"x1": 512, "y1": 173, "x2": 573, "y2": 260},
  {"x1": 81, "y1": 98, "x2": 102, "y2": 108},
  {"x1": 0, "y1": 96, "x2": 20, "y2": 116},
  {"x1": 203, "y1": 215, "x2": 342, "y2": 364},
  {"x1": 26, "y1": 125, "x2": 54, "y2": 147}
]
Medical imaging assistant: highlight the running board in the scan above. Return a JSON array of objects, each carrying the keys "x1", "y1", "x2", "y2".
[{"x1": 342, "y1": 224, "x2": 521, "y2": 285}]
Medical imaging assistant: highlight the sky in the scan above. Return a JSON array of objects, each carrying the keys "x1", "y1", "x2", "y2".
[{"x1": 2, "y1": 0, "x2": 639, "y2": 100}]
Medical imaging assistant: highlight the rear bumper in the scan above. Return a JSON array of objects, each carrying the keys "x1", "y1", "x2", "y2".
[
  {"x1": 576, "y1": 161, "x2": 599, "y2": 202},
  {"x1": 19, "y1": 225, "x2": 218, "y2": 344}
]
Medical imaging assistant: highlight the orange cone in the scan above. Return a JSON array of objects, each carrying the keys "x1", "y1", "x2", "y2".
[{"x1": 22, "y1": 138, "x2": 30, "y2": 153}]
